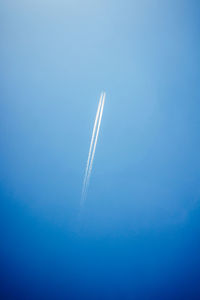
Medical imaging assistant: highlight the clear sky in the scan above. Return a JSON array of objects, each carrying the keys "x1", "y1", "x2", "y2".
[{"x1": 1, "y1": 1, "x2": 200, "y2": 299}]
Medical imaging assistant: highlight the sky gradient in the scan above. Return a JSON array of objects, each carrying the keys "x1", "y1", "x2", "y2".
[{"x1": 1, "y1": 1, "x2": 200, "y2": 299}]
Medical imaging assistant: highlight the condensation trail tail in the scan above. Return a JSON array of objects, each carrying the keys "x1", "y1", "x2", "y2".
[{"x1": 81, "y1": 92, "x2": 104, "y2": 206}]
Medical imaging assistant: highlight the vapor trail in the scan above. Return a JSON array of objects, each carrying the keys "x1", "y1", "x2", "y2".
[
  {"x1": 84, "y1": 93, "x2": 105, "y2": 198},
  {"x1": 81, "y1": 93, "x2": 104, "y2": 205}
]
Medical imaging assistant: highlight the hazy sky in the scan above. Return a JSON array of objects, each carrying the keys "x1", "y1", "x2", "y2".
[{"x1": 1, "y1": 1, "x2": 200, "y2": 299}]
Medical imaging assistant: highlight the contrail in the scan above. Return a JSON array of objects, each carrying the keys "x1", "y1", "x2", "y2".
[
  {"x1": 81, "y1": 93, "x2": 103, "y2": 203},
  {"x1": 84, "y1": 93, "x2": 105, "y2": 197},
  {"x1": 81, "y1": 92, "x2": 105, "y2": 205},
  {"x1": 81, "y1": 92, "x2": 106, "y2": 206}
]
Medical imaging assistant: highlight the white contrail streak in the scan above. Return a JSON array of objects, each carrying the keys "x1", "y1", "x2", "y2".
[
  {"x1": 81, "y1": 92, "x2": 105, "y2": 204},
  {"x1": 84, "y1": 93, "x2": 105, "y2": 196},
  {"x1": 81, "y1": 93, "x2": 103, "y2": 205},
  {"x1": 81, "y1": 92, "x2": 106, "y2": 206},
  {"x1": 81, "y1": 93, "x2": 103, "y2": 202}
]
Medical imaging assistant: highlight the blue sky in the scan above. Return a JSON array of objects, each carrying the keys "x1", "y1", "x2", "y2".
[{"x1": 1, "y1": 1, "x2": 200, "y2": 299}]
